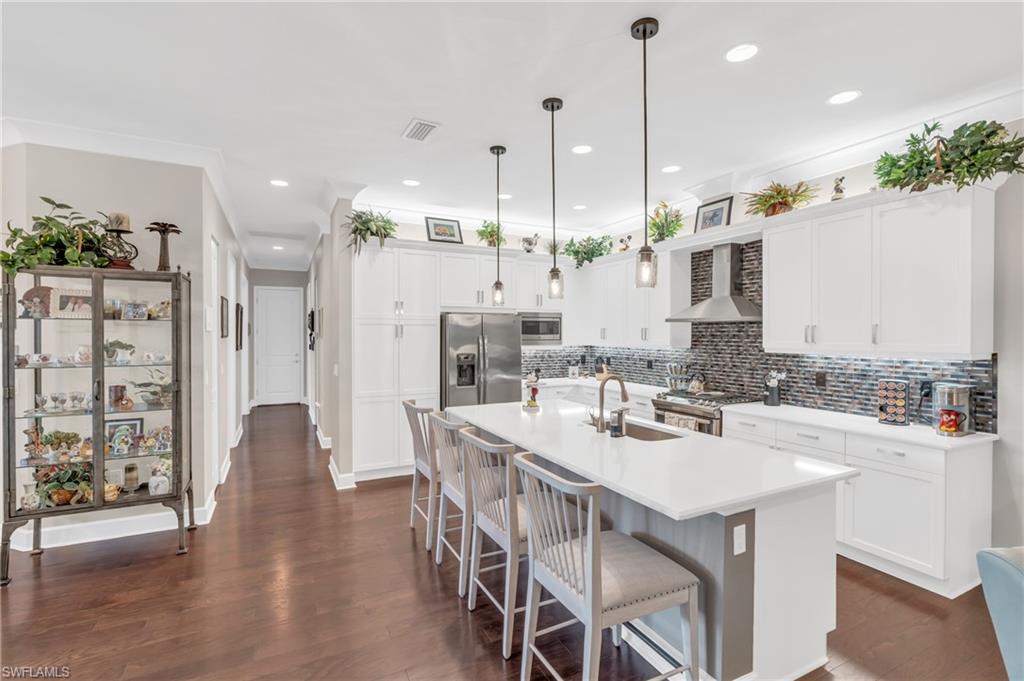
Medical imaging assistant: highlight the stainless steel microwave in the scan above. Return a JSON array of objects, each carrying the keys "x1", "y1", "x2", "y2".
[{"x1": 520, "y1": 312, "x2": 562, "y2": 345}]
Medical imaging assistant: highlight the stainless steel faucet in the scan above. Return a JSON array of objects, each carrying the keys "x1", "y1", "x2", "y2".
[{"x1": 593, "y1": 372, "x2": 629, "y2": 433}]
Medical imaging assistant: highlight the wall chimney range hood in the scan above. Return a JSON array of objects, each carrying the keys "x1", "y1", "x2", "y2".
[{"x1": 667, "y1": 243, "x2": 762, "y2": 323}]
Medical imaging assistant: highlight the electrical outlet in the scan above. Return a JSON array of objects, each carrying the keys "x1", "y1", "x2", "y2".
[
  {"x1": 579, "y1": 354, "x2": 587, "y2": 365},
  {"x1": 646, "y1": 359, "x2": 654, "y2": 369},
  {"x1": 815, "y1": 371, "x2": 827, "y2": 388}
]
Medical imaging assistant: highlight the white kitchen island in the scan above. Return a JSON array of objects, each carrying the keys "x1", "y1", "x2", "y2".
[{"x1": 446, "y1": 399, "x2": 858, "y2": 681}]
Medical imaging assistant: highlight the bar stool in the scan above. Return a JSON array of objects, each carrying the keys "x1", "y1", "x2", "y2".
[
  {"x1": 460, "y1": 427, "x2": 568, "y2": 660},
  {"x1": 515, "y1": 452, "x2": 702, "y2": 681},
  {"x1": 429, "y1": 413, "x2": 473, "y2": 597},
  {"x1": 402, "y1": 399, "x2": 439, "y2": 553}
]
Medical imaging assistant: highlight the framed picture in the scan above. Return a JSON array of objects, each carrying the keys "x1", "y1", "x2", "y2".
[
  {"x1": 220, "y1": 296, "x2": 229, "y2": 338},
  {"x1": 425, "y1": 216, "x2": 463, "y2": 244},
  {"x1": 51, "y1": 289, "x2": 93, "y2": 319},
  {"x1": 18, "y1": 285, "x2": 55, "y2": 318},
  {"x1": 695, "y1": 196, "x2": 734, "y2": 232},
  {"x1": 106, "y1": 418, "x2": 144, "y2": 442},
  {"x1": 121, "y1": 301, "x2": 149, "y2": 320},
  {"x1": 235, "y1": 303, "x2": 244, "y2": 351}
]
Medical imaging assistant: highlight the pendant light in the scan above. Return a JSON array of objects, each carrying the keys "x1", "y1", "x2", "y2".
[
  {"x1": 543, "y1": 97, "x2": 564, "y2": 299},
  {"x1": 490, "y1": 144, "x2": 507, "y2": 306},
  {"x1": 633, "y1": 17, "x2": 659, "y2": 288}
]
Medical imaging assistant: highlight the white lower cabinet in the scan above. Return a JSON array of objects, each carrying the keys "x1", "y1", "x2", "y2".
[
  {"x1": 722, "y1": 405, "x2": 993, "y2": 598},
  {"x1": 842, "y1": 455, "x2": 945, "y2": 578},
  {"x1": 353, "y1": 397, "x2": 399, "y2": 472}
]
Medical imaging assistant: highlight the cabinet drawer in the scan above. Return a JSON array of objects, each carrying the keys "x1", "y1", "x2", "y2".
[
  {"x1": 723, "y1": 413, "x2": 777, "y2": 441},
  {"x1": 777, "y1": 421, "x2": 844, "y2": 454},
  {"x1": 772, "y1": 439, "x2": 844, "y2": 465},
  {"x1": 846, "y1": 434, "x2": 944, "y2": 476},
  {"x1": 726, "y1": 430, "x2": 774, "y2": 448}
]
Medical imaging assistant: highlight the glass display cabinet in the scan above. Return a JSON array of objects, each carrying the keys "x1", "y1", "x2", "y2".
[{"x1": 2, "y1": 266, "x2": 193, "y2": 586}]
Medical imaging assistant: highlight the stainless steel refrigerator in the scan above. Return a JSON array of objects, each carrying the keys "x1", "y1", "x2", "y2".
[{"x1": 441, "y1": 312, "x2": 522, "y2": 409}]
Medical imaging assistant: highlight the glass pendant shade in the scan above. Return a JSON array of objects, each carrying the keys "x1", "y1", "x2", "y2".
[
  {"x1": 635, "y1": 245, "x2": 658, "y2": 288},
  {"x1": 491, "y1": 280, "x2": 505, "y2": 306},
  {"x1": 547, "y1": 266, "x2": 564, "y2": 299}
]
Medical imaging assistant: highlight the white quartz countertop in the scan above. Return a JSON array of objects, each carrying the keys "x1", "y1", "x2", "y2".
[
  {"x1": 446, "y1": 399, "x2": 857, "y2": 522},
  {"x1": 721, "y1": 402, "x2": 999, "y2": 451},
  {"x1": 523, "y1": 376, "x2": 663, "y2": 398}
]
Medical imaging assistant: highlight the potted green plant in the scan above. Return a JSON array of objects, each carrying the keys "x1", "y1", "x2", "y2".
[
  {"x1": 476, "y1": 221, "x2": 506, "y2": 247},
  {"x1": 744, "y1": 181, "x2": 818, "y2": 217},
  {"x1": 347, "y1": 209, "x2": 398, "y2": 254},
  {"x1": 648, "y1": 201, "x2": 684, "y2": 242},
  {"x1": 875, "y1": 120, "x2": 1024, "y2": 193},
  {"x1": 103, "y1": 339, "x2": 136, "y2": 362},
  {"x1": 547, "y1": 239, "x2": 562, "y2": 256},
  {"x1": 130, "y1": 368, "x2": 174, "y2": 408},
  {"x1": 562, "y1": 235, "x2": 613, "y2": 269},
  {"x1": 0, "y1": 197, "x2": 111, "y2": 274}
]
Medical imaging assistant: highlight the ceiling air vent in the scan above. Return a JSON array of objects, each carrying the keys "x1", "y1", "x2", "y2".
[{"x1": 401, "y1": 118, "x2": 440, "y2": 142}]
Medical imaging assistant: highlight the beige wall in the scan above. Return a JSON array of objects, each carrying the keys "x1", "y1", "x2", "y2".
[{"x1": 1, "y1": 143, "x2": 248, "y2": 534}]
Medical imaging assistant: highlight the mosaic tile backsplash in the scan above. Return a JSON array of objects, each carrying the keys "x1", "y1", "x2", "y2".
[{"x1": 522, "y1": 240, "x2": 997, "y2": 433}]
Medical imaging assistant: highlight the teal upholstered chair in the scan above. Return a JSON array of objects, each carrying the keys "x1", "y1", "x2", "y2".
[{"x1": 978, "y1": 547, "x2": 1024, "y2": 681}]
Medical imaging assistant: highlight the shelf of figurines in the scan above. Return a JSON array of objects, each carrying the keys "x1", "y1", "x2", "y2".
[
  {"x1": 16, "y1": 455, "x2": 175, "y2": 514},
  {"x1": 16, "y1": 342, "x2": 171, "y2": 371},
  {"x1": 16, "y1": 287, "x2": 173, "y2": 323}
]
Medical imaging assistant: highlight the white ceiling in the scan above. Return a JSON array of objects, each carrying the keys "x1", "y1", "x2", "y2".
[{"x1": 3, "y1": 2, "x2": 1021, "y2": 270}]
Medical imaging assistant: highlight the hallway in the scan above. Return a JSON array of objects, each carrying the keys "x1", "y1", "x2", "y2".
[{"x1": 0, "y1": 405, "x2": 1006, "y2": 681}]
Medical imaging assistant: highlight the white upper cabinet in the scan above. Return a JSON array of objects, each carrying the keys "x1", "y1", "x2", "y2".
[
  {"x1": 763, "y1": 221, "x2": 814, "y2": 352},
  {"x1": 812, "y1": 209, "x2": 873, "y2": 353},
  {"x1": 354, "y1": 246, "x2": 398, "y2": 319},
  {"x1": 397, "y1": 250, "x2": 439, "y2": 319},
  {"x1": 763, "y1": 186, "x2": 995, "y2": 359},
  {"x1": 514, "y1": 259, "x2": 564, "y2": 312},
  {"x1": 600, "y1": 261, "x2": 629, "y2": 345},
  {"x1": 440, "y1": 252, "x2": 483, "y2": 308}
]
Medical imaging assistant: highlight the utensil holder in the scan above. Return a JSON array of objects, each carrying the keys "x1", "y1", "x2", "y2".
[{"x1": 764, "y1": 385, "x2": 781, "y2": 406}]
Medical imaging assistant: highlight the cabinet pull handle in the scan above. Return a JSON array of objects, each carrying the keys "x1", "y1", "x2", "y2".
[
  {"x1": 738, "y1": 421, "x2": 757, "y2": 428},
  {"x1": 394, "y1": 301, "x2": 399, "y2": 315},
  {"x1": 804, "y1": 325, "x2": 810, "y2": 343},
  {"x1": 871, "y1": 323, "x2": 879, "y2": 344},
  {"x1": 93, "y1": 378, "x2": 102, "y2": 403},
  {"x1": 796, "y1": 432, "x2": 820, "y2": 440},
  {"x1": 811, "y1": 325, "x2": 816, "y2": 343},
  {"x1": 876, "y1": 447, "x2": 906, "y2": 457},
  {"x1": 394, "y1": 325, "x2": 399, "y2": 339},
  {"x1": 399, "y1": 301, "x2": 404, "y2": 315}
]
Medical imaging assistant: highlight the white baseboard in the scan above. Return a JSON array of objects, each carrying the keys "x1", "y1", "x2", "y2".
[
  {"x1": 316, "y1": 427, "x2": 332, "y2": 450},
  {"x1": 307, "y1": 402, "x2": 316, "y2": 425},
  {"x1": 837, "y1": 543, "x2": 979, "y2": 599},
  {"x1": 354, "y1": 463, "x2": 413, "y2": 483},
  {"x1": 231, "y1": 423, "x2": 243, "y2": 448},
  {"x1": 219, "y1": 452, "x2": 232, "y2": 484},
  {"x1": 11, "y1": 486, "x2": 217, "y2": 552},
  {"x1": 328, "y1": 458, "x2": 356, "y2": 491}
]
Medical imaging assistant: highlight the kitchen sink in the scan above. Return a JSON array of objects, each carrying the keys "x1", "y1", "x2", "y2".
[{"x1": 623, "y1": 423, "x2": 682, "y2": 441}]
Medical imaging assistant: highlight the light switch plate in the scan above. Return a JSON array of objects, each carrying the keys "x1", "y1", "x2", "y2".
[{"x1": 733, "y1": 524, "x2": 747, "y2": 555}]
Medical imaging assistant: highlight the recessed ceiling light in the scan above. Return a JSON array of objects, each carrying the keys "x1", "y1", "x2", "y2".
[
  {"x1": 571, "y1": 145, "x2": 593, "y2": 155},
  {"x1": 498, "y1": 193, "x2": 512, "y2": 200},
  {"x1": 572, "y1": 204, "x2": 587, "y2": 210},
  {"x1": 827, "y1": 90, "x2": 862, "y2": 105},
  {"x1": 272, "y1": 245, "x2": 284, "y2": 251},
  {"x1": 725, "y1": 44, "x2": 758, "y2": 63},
  {"x1": 661, "y1": 165, "x2": 681, "y2": 174},
  {"x1": 402, "y1": 179, "x2": 421, "y2": 186},
  {"x1": 269, "y1": 179, "x2": 289, "y2": 187}
]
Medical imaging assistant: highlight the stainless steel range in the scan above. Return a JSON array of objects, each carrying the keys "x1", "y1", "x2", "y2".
[{"x1": 652, "y1": 390, "x2": 759, "y2": 436}]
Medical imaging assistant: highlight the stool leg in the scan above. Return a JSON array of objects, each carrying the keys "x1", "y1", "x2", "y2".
[
  {"x1": 582, "y1": 620, "x2": 602, "y2": 681},
  {"x1": 467, "y1": 523, "x2": 483, "y2": 611},
  {"x1": 520, "y1": 568, "x2": 542, "y2": 681},
  {"x1": 686, "y1": 587, "x2": 701, "y2": 681},
  {"x1": 409, "y1": 469, "x2": 421, "y2": 529},
  {"x1": 457, "y1": 508, "x2": 472, "y2": 598},
  {"x1": 501, "y1": 549, "x2": 519, "y2": 659},
  {"x1": 434, "y1": 492, "x2": 448, "y2": 565},
  {"x1": 611, "y1": 623, "x2": 622, "y2": 648},
  {"x1": 425, "y1": 475, "x2": 437, "y2": 552}
]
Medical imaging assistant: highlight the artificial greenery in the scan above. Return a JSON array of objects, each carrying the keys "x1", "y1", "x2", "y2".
[
  {"x1": 34, "y1": 464, "x2": 92, "y2": 507},
  {"x1": 547, "y1": 239, "x2": 562, "y2": 256},
  {"x1": 347, "y1": 209, "x2": 397, "y2": 254},
  {"x1": 562, "y1": 235, "x2": 613, "y2": 269},
  {"x1": 476, "y1": 221, "x2": 507, "y2": 247},
  {"x1": 875, "y1": 120, "x2": 1024, "y2": 193},
  {"x1": 40, "y1": 431, "x2": 82, "y2": 450},
  {"x1": 744, "y1": 181, "x2": 818, "y2": 217},
  {"x1": 648, "y1": 201, "x2": 684, "y2": 242},
  {"x1": 0, "y1": 197, "x2": 111, "y2": 274},
  {"x1": 103, "y1": 339, "x2": 136, "y2": 357},
  {"x1": 130, "y1": 368, "x2": 173, "y2": 407}
]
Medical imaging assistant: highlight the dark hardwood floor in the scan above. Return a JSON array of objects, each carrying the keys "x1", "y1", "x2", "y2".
[{"x1": 0, "y1": 405, "x2": 1006, "y2": 681}]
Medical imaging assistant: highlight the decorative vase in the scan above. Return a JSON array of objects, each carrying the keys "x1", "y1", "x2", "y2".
[
  {"x1": 20, "y1": 483, "x2": 40, "y2": 512},
  {"x1": 764, "y1": 203, "x2": 794, "y2": 217},
  {"x1": 148, "y1": 473, "x2": 170, "y2": 496},
  {"x1": 49, "y1": 488, "x2": 74, "y2": 506}
]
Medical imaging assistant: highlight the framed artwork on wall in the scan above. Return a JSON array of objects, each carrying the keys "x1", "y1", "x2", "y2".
[
  {"x1": 220, "y1": 296, "x2": 229, "y2": 338},
  {"x1": 235, "y1": 303, "x2": 244, "y2": 351},
  {"x1": 425, "y1": 216, "x2": 463, "y2": 244},
  {"x1": 695, "y1": 196, "x2": 734, "y2": 232}
]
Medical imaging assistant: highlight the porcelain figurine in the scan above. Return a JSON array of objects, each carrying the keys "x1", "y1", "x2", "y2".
[
  {"x1": 831, "y1": 176, "x2": 846, "y2": 201},
  {"x1": 521, "y1": 233, "x2": 540, "y2": 253}
]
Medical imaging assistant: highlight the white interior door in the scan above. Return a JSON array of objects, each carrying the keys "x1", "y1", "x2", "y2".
[{"x1": 255, "y1": 286, "x2": 304, "y2": 404}]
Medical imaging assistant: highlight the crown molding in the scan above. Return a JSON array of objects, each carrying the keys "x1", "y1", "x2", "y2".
[{"x1": 1, "y1": 116, "x2": 247, "y2": 261}]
